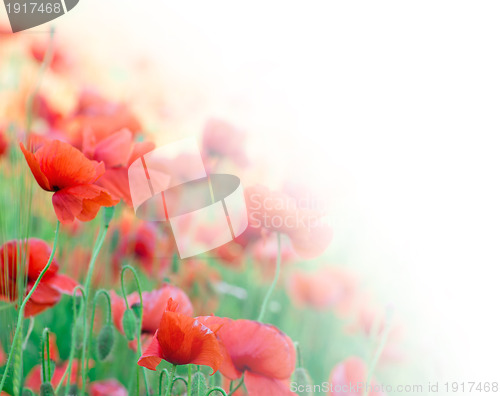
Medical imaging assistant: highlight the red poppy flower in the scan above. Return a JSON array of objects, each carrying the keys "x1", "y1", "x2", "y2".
[
  {"x1": 89, "y1": 379, "x2": 127, "y2": 396},
  {"x1": 58, "y1": 91, "x2": 142, "y2": 149},
  {"x1": 111, "y1": 217, "x2": 172, "y2": 278},
  {"x1": 110, "y1": 283, "x2": 193, "y2": 336},
  {"x1": 20, "y1": 139, "x2": 119, "y2": 223},
  {"x1": 198, "y1": 317, "x2": 296, "y2": 396},
  {"x1": 138, "y1": 299, "x2": 223, "y2": 373},
  {"x1": 329, "y1": 357, "x2": 386, "y2": 396},
  {"x1": 82, "y1": 129, "x2": 154, "y2": 205},
  {"x1": 0, "y1": 239, "x2": 78, "y2": 317},
  {"x1": 288, "y1": 267, "x2": 357, "y2": 315},
  {"x1": 245, "y1": 185, "x2": 333, "y2": 259}
]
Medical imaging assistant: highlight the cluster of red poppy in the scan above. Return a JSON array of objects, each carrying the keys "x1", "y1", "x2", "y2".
[{"x1": 0, "y1": 27, "x2": 400, "y2": 396}]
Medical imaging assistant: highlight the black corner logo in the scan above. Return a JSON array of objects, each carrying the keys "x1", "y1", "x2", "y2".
[{"x1": 4, "y1": 0, "x2": 79, "y2": 33}]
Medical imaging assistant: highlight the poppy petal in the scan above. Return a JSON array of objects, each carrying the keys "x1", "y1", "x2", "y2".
[
  {"x1": 128, "y1": 141, "x2": 155, "y2": 165},
  {"x1": 20, "y1": 143, "x2": 52, "y2": 191},
  {"x1": 35, "y1": 140, "x2": 106, "y2": 189},
  {"x1": 138, "y1": 334, "x2": 163, "y2": 371},
  {"x1": 24, "y1": 300, "x2": 51, "y2": 317},
  {"x1": 155, "y1": 310, "x2": 223, "y2": 372},
  {"x1": 244, "y1": 372, "x2": 296, "y2": 396},
  {"x1": 96, "y1": 169, "x2": 132, "y2": 206},
  {"x1": 53, "y1": 185, "x2": 118, "y2": 223},
  {"x1": 49, "y1": 274, "x2": 79, "y2": 294},
  {"x1": 215, "y1": 320, "x2": 296, "y2": 380},
  {"x1": 197, "y1": 316, "x2": 241, "y2": 380},
  {"x1": 52, "y1": 189, "x2": 84, "y2": 223},
  {"x1": 27, "y1": 238, "x2": 59, "y2": 280},
  {"x1": 93, "y1": 129, "x2": 133, "y2": 168},
  {"x1": 28, "y1": 282, "x2": 60, "y2": 304}
]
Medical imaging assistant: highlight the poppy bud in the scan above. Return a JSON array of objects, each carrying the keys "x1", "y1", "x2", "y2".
[
  {"x1": 73, "y1": 317, "x2": 85, "y2": 350},
  {"x1": 190, "y1": 372, "x2": 208, "y2": 396},
  {"x1": 131, "y1": 302, "x2": 142, "y2": 319},
  {"x1": 22, "y1": 389, "x2": 36, "y2": 396},
  {"x1": 293, "y1": 367, "x2": 313, "y2": 396},
  {"x1": 97, "y1": 323, "x2": 115, "y2": 361},
  {"x1": 122, "y1": 308, "x2": 137, "y2": 341},
  {"x1": 103, "y1": 206, "x2": 115, "y2": 227},
  {"x1": 40, "y1": 382, "x2": 55, "y2": 396}
]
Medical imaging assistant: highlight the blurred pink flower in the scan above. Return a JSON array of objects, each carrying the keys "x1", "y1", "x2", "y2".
[
  {"x1": 287, "y1": 267, "x2": 357, "y2": 315},
  {"x1": 89, "y1": 379, "x2": 127, "y2": 396},
  {"x1": 82, "y1": 128, "x2": 155, "y2": 205},
  {"x1": 110, "y1": 283, "x2": 193, "y2": 336}
]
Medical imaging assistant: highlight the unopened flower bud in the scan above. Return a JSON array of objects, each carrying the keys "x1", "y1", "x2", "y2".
[
  {"x1": 40, "y1": 382, "x2": 55, "y2": 396},
  {"x1": 97, "y1": 323, "x2": 115, "y2": 361},
  {"x1": 293, "y1": 367, "x2": 313, "y2": 396},
  {"x1": 122, "y1": 308, "x2": 137, "y2": 341},
  {"x1": 189, "y1": 372, "x2": 208, "y2": 396}
]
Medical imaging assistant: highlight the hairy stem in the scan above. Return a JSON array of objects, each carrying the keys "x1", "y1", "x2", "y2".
[
  {"x1": 121, "y1": 265, "x2": 150, "y2": 396},
  {"x1": 79, "y1": 220, "x2": 110, "y2": 396}
]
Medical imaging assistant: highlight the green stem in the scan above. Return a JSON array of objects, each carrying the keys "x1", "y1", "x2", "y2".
[
  {"x1": 158, "y1": 369, "x2": 170, "y2": 396},
  {"x1": 166, "y1": 365, "x2": 176, "y2": 396},
  {"x1": 0, "y1": 221, "x2": 60, "y2": 394},
  {"x1": 294, "y1": 341, "x2": 303, "y2": 368},
  {"x1": 121, "y1": 265, "x2": 150, "y2": 396},
  {"x1": 80, "y1": 219, "x2": 110, "y2": 396},
  {"x1": 228, "y1": 376, "x2": 244, "y2": 396},
  {"x1": 85, "y1": 289, "x2": 112, "y2": 375},
  {"x1": 41, "y1": 328, "x2": 51, "y2": 383},
  {"x1": 187, "y1": 365, "x2": 192, "y2": 395},
  {"x1": 55, "y1": 286, "x2": 85, "y2": 395},
  {"x1": 22, "y1": 316, "x2": 35, "y2": 350},
  {"x1": 257, "y1": 232, "x2": 281, "y2": 322},
  {"x1": 172, "y1": 376, "x2": 188, "y2": 393},
  {"x1": 206, "y1": 387, "x2": 228, "y2": 396}
]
